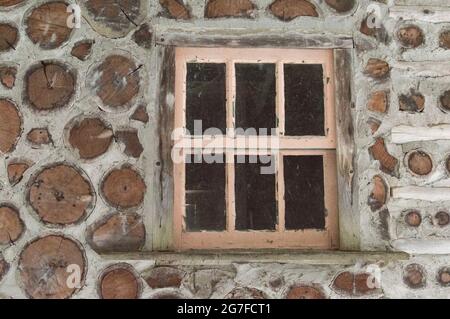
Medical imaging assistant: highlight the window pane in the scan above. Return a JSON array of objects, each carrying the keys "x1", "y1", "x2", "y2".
[
  {"x1": 185, "y1": 154, "x2": 226, "y2": 231},
  {"x1": 284, "y1": 156, "x2": 325, "y2": 230},
  {"x1": 186, "y1": 63, "x2": 226, "y2": 135},
  {"x1": 235, "y1": 155, "x2": 277, "y2": 230},
  {"x1": 284, "y1": 64, "x2": 325, "y2": 136},
  {"x1": 235, "y1": 64, "x2": 276, "y2": 136}
]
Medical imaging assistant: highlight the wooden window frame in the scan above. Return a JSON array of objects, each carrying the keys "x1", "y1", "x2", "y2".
[
  {"x1": 155, "y1": 34, "x2": 358, "y2": 252},
  {"x1": 173, "y1": 48, "x2": 338, "y2": 250}
]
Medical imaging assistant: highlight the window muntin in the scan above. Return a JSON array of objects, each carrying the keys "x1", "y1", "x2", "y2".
[{"x1": 174, "y1": 48, "x2": 338, "y2": 250}]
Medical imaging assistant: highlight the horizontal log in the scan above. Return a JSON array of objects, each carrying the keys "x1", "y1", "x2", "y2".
[
  {"x1": 156, "y1": 30, "x2": 354, "y2": 48},
  {"x1": 390, "y1": 6, "x2": 450, "y2": 23},
  {"x1": 391, "y1": 125, "x2": 450, "y2": 144},
  {"x1": 392, "y1": 186, "x2": 450, "y2": 202},
  {"x1": 391, "y1": 239, "x2": 450, "y2": 255}
]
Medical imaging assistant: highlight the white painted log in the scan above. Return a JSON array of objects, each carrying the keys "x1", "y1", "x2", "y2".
[
  {"x1": 390, "y1": 6, "x2": 450, "y2": 23},
  {"x1": 394, "y1": 62, "x2": 450, "y2": 78},
  {"x1": 391, "y1": 239, "x2": 450, "y2": 255},
  {"x1": 391, "y1": 125, "x2": 450, "y2": 144},
  {"x1": 392, "y1": 186, "x2": 450, "y2": 202}
]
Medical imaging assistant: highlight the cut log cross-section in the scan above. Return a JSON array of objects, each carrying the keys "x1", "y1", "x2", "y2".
[
  {"x1": 205, "y1": 0, "x2": 256, "y2": 18},
  {"x1": 99, "y1": 265, "x2": 140, "y2": 299},
  {"x1": 25, "y1": 2, "x2": 73, "y2": 49},
  {"x1": 28, "y1": 164, "x2": 94, "y2": 225},
  {"x1": 269, "y1": 0, "x2": 318, "y2": 21},
  {"x1": 0, "y1": 99, "x2": 21, "y2": 154},
  {"x1": 0, "y1": 0, "x2": 25, "y2": 8},
  {"x1": 0, "y1": 205, "x2": 24, "y2": 245},
  {"x1": 19, "y1": 235, "x2": 86, "y2": 299},
  {"x1": 0, "y1": 23, "x2": 18, "y2": 52},
  {"x1": 25, "y1": 62, "x2": 76, "y2": 111}
]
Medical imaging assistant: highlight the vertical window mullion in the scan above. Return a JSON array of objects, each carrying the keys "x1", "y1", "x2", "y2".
[
  {"x1": 277, "y1": 152, "x2": 285, "y2": 232},
  {"x1": 276, "y1": 61, "x2": 285, "y2": 136},
  {"x1": 226, "y1": 61, "x2": 236, "y2": 232}
]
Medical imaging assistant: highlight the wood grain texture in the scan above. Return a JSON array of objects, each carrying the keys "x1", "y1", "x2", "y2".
[
  {"x1": 19, "y1": 235, "x2": 86, "y2": 299},
  {"x1": 28, "y1": 164, "x2": 94, "y2": 225},
  {"x1": 334, "y1": 49, "x2": 359, "y2": 250},
  {"x1": 25, "y1": 2, "x2": 73, "y2": 49},
  {"x1": 0, "y1": 99, "x2": 21, "y2": 154}
]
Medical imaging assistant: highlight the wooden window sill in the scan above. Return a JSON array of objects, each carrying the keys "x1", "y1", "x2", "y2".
[{"x1": 100, "y1": 250, "x2": 409, "y2": 266}]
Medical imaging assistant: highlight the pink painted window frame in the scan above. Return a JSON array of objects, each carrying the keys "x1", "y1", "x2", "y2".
[{"x1": 173, "y1": 47, "x2": 339, "y2": 250}]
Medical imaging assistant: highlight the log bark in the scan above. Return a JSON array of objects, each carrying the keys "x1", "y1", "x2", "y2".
[
  {"x1": 101, "y1": 166, "x2": 146, "y2": 209},
  {"x1": 28, "y1": 164, "x2": 94, "y2": 225},
  {"x1": 19, "y1": 235, "x2": 86, "y2": 299},
  {"x1": 25, "y1": 2, "x2": 73, "y2": 49},
  {"x1": 25, "y1": 62, "x2": 76, "y2": 111},
  {"x1": 0, "y1": 99, "x2": 21, "y2": 154}
]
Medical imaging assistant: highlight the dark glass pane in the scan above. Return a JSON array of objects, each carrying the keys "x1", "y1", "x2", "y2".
[
  {"x1": 185, "y1": 154, "x2": 226, "y2": 231},
  {"x1": 284, "y1": 64, "x2": 325, "y2": 136},
  {"x1": 186, "y1": 63, "x2": 226, "y2": 135},
  {"x1": 235, "y1": 64, "x2": 276, "y2": 136},
  {"x1": 235, "y1": 155, "x2": 277, "y2": 230},
  {"x1": 284, "y1": 156, "x2": 325, "y2": 230}
]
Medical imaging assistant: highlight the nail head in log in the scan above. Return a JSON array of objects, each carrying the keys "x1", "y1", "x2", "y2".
[
  {"x1": 8, "y1": 162, "x2": 30, "y2": 186},
  {"x1": 325, "y1": 0, "x2": 355, "y2": 13},
  {"x1": 269, "y1": 0, "x2": 319, "y2": 22},
  {"x1": 369, "y1": 138, "x2": 399, "y2": 177},
  {"x1": 160, "y1": 0, "x2": 190, "y2": 20},
  {"x1": 99, "y1": 265, "x2": 141, "y2": 299},
  {"x1": 89, "y1": 55, "x2": 140, "y2": 111},
  {"x1": 285, "y1": 285, "x2": 326, "y2": 299},
  {"x1": 435, "y1": 211, "x2": 450, "y2": 227},
  {"x1": 28, "y1": 164, "x2": 94, "y2": 225},
  {"x1": 205, "y1": 0, "x2": 256, "y2": 18},
  {"x1": 101, "y1": 166, "x2": 146, "y2": 209},
  {"x1": 367, "y1": 91, "x2": 388, "y2": 113},
  {"x1": 439, "y1": 31, "x2": 450, "y2": 49},
  {"x1": 0, "y1": 23, "x2": 18, "y2": 52},
  {"x1": 19, "y1": 235, "x2": 86, "y2": 299},
  {"x1": 25, "y1": 2, "x2": 73, "y2": 49},
  {"x1": 71, "y1": 40, "x2": 94, "y2": 61},
  {"x1": 0, "y1": 99, "x2": 21, "y2": 154},
  {"x1": 368, "y1": 175, "x2": 387, "y2": 212},
  {"x1": 68, "y1": 117, "x2": 113, "y2": 160},
  {"x1": 0, "y1": 205, "x2": 24, "y2": 245},
  {"x1": 87, "y1": 212, "x2": 145, "y2": 253},
  {"x1": 403, "y1": 264, "x2": 426, "y2": 289},
  {"x1": 25, "y1": 62, "x2": 76, "y2": 111},
  {"x1": 0, "y1": 0, "x2": 25, "y2": 7},
  {"x1": 397, "y1": 25, "x2": 424, "y2": 48},
  {"x1": 405, "y1": 210, "x2": 422, "y2": 227},
  {"x1": 440, "y1": 90, "x2": 450, "y2": 112},
  {"x1": 83, "y1": 0, "x2": 143, "y2": 38},
  {"x1": 364, "y1": 58, "x2": 390, "y2": 79},
  {"x1": 407, "y1": 150, "x2": 432, "y2": 176},
  {"x1": 399, "y1": 90, "x2": 425, "y2": 113}
]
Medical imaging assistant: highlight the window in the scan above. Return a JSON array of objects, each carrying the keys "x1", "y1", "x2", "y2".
[{"x1": 173, "y1": 48, "x2": 339, "y2": 250}]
